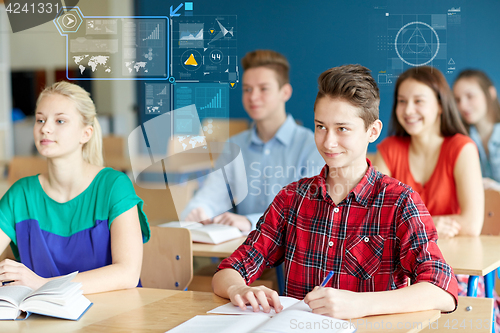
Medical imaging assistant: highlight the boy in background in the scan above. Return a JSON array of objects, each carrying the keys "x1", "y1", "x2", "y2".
[{"x1": 182, "y1": 50, "x2": 323, "y2": 231}]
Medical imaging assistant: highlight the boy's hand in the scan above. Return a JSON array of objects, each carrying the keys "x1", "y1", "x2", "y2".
[
  {"x1": 0, "y1": 259, "x2": 47, "y2": 290},
  {"x1": 304, "y1": 286, "x2": 366, "y2": 319},
  {"x1": 213, "y1": 212, "x2": 251, "y2": 232},
  {"x1": 227, "y1": 284, "x2": 283, "y2": 313},
  {"x1": 434, "y1": 216, "x2": 461, "y2": 238}
]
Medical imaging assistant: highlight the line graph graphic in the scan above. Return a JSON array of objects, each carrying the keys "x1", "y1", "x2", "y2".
[{"x1": 179, "y1": 23, "x2": 204, "y2": 48}]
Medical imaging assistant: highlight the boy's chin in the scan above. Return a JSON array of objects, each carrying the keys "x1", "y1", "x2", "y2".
[{"x1": 324, "y1": 156, "x2": 367, "y2": 170}]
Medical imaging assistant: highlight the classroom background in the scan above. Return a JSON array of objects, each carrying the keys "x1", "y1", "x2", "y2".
[
  {"x1": 0, "y1": 0, "x2": 499, "y2": 162},
  {"x1": 1, "y1": 1, "x2": 500, "y2": 331}
]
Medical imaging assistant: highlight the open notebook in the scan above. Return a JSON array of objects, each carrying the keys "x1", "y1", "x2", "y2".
[
  {"x1": 159, "y1": 221, "x2": 243, "y2": 244},
  {"x1": 167, "y1": 296, "x2": 356, "y2": 333},
  {"x1": 0, "y1": 271, "x2": 92, "y2": 320}
]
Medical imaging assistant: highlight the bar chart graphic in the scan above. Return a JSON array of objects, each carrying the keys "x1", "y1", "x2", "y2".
[
  {"x1": 174, "y1": 83, "x2": 229, "y2": 120},
  {"x1": 139, "y1": 22, "x2": 163, "y2": 47},
  {"x1": 143, "y1": 23, "x2": 160, "y2": 41},
  {"x1": 199, "y1": 88, "x2": 223, "y2": 110},
  {"x1": 195, "y1": 86, "x2": 228, "y2": 118}
]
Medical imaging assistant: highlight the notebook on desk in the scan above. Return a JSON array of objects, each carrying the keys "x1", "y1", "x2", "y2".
[
  {"x1": 158, "y1": 221, "x2": 243, "y2": 244},
  {"x1": 166, "y1": 296, "x2": 356, "y2": 333}
]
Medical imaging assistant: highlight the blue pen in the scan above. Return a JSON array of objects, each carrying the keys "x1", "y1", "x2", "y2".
[{"x1": 320, "y1": 270, "x2": 334, "y2": 287}]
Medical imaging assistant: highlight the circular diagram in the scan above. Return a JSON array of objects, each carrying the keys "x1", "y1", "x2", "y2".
[{"x1": 394, "y1": 21, "x2": 440, "y2": 67}]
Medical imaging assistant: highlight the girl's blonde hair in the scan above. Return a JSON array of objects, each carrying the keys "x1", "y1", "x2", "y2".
[{"x1": 37, "y1": 81, "x2": 103, "y2": 166}]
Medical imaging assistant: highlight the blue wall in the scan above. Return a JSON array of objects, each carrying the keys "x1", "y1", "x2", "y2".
[{"x1": 137, "y1": 0, "x2": 500, "y2": 151}]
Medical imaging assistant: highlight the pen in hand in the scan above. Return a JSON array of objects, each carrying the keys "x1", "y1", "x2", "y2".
[
  {"x1": 303, "y1": 270, "x2": 335, "y2": 309},
  {"x1": 320, "y1": 270, "x2": 334, "y2": 288}
]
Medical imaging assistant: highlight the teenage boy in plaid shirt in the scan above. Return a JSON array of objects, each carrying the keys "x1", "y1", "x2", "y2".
[{"x1": 212, "y1": 64, "x2": 458, "y2": 319}]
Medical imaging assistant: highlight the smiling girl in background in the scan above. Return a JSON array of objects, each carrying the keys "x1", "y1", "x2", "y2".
[
  {"x1": 0, "y1": 81, "x2": 149, "y2": 293},
  {"x1": 454, "y1": 69, "x2": 500, "y2": 187},
  {"x1": 373, "y1": 66, "x2": 500, "y2": 331},
  {"x1": 374, "y1": 66, "x2": 483, "y2": 239}
]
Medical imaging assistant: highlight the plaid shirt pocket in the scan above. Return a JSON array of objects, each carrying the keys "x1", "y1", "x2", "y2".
[{"x1": 344, "y1": 235, "x2": 386, "y2": 280}]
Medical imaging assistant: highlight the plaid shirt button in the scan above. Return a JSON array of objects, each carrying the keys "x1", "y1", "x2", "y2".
[
  {"x1": 364, "y1": 237, "x2": 369, "y2": 242},
  {"x1": 328, "y1": 241, "x2": 334, "y2": 247},
  {"x1": 333, "y1": 207, "x2": 339, "y2": 213}
]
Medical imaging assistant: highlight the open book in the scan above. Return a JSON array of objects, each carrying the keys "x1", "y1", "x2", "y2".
[
  {"x1": 166, "y1": 296, "x2": 356, "y2": 333},
  {"x1": 0, "y1": 271, "x2": 92, "y2": 320},
  {"x1": 159, "y1": 221, "x2": 243, "y2": 244}
]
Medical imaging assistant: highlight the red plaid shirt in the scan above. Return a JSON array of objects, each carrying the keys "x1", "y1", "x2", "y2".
[{"x1": 218, "y1": 163, "x2": 458, "y2": 305}]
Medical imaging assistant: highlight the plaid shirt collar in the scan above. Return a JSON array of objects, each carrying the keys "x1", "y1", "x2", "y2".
[{"x1": 313, "y1": 159, "x2": 377, "y2": 207}]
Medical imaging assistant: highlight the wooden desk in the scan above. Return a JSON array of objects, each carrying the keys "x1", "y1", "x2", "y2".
[
  {"x1": 0, "y1": 288, "x2": 440, "y2": 333},
  {"x1": 192, "y1": 237, "x2": 246, "y2": 257},
  {"x1": 438, "y1": 235, "x2": 500, "y2": 276},
  {"x1": 439, "y1": 235, "x2": 500, "y2": 297}
]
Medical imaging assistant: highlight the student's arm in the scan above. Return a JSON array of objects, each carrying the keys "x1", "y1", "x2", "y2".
[
  {"x1": 433, "y1": 142, "x2": 484, "y2": 237},
  {"x1": 212, "y1": 268, "x2": 282, "y2": 313},
  {"x1": 0, "y1": 206, "x2": 143, "y2": 293},
  {"x1": 212, "y1": 187, "x2": 290, "y2": 311},
  {"x1": 304, "y1": 281, "x2": 454, "y2": 319},
  {"x1": 72, "y1": 205, "x2": 143, "y2": 293},
  {"x1": 373, "y1": 151, "x2": 392, "y2": 176}
]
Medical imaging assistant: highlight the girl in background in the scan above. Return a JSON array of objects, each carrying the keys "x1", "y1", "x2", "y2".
[
  {"x1": 374, "y1": 66, "x2": 483, "y2": 239},
  {"x1": 0, "y1": 81, "x2": 149, "y2": 293},
  {"x1": 374, "y1": 66, "x2": 498, "y2": 332},
  {"x1": 454, "y1": 69, "x2": 500, "y2": 187}
]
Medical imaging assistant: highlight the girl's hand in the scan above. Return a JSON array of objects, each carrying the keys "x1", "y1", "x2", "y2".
[
  {"x1": 434, "y1": 216, "x2": 461, "y2": 238},
  {"x1": 0, "y1": 259, "x2": 48, "y2": 290}
]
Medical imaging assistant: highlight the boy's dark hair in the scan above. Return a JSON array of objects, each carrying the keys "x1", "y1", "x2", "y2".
[
  {"x1": 241, "y1": 50, "x2": 290, "y2": 88},
  {"x1": 455, "y1": 69, "x2": 500, "y2": 130},
  {"x1": 314, "y1": 64, "x2": 380, "y2": 130},
  {"x1": 390, "y1": 66, "x2": 467, "y2": 137}
]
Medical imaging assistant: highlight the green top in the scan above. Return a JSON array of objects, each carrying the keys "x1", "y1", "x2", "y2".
[{"x1": 0, "y1": 168, "x2": 150, "y2": 274}]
